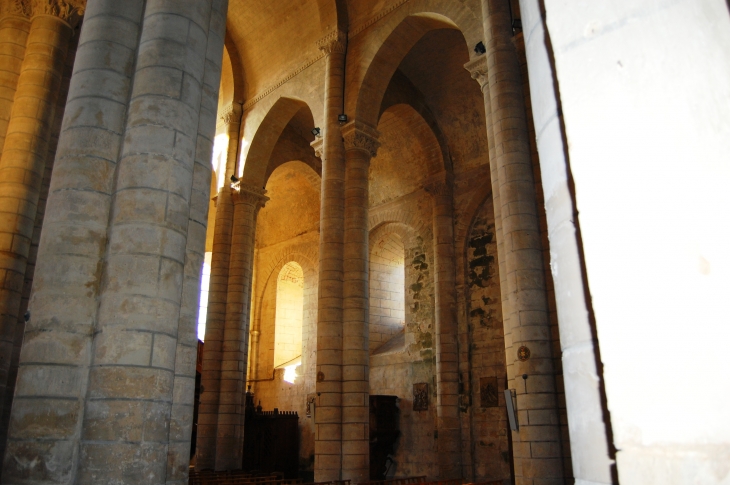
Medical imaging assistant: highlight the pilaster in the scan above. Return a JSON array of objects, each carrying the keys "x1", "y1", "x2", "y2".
[{"x1": 424, "y1": 171, "x2": 462, "y2": 479}]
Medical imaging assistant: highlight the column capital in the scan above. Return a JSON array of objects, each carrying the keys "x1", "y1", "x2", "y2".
[
  {"x1": 310, "y1": 137, "x2": 323, "y2": 159},
  {"x1": 30, "y1": 0, "x2": 86, "y2": 26},
  {"x1": 341, "y1": 120, "x2": 380, "y2": 158},
  {"x1": 424, "y1": 171, "x2": 453, "y2": 198},
  {"x1": 1, "y1": 1, "x2": 31, "y2": 18},
  {"x1": 316, "y1": 29, "x2": 347, "y2": 55},
  {"x1": 232, "y1": 181, "x2": 269, "y2": 208},
  {"x1": 217, "y1": 102, "x2": 243, "y2": 129},
  {"x1": 464, "y1": 55, "x2": 488, "y2": 90}
]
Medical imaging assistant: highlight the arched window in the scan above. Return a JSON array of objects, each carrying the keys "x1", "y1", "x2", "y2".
[
  {"x1": 274, "y1": 261, "x2": 304, "y2": 382},
  {"x1": 370, "y1": 232, "x2": 406, "y2": 352}
]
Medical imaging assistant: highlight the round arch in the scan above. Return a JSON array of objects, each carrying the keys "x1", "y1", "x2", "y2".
[
  {"x1": 345, "y1": 0, "x2": 482, "y2": 129},
  {"x1": 240, "y1": 97, "x2": 317, "y2": 188}
]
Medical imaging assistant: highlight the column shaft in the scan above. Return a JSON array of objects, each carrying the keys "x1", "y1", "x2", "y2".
[
  {"x1": 341, "y1": 121, "x2": 379, "y2": 482},
  {"x1": 197, "y1": 103, "x2": 242, "y2": 470},
  {"x1": 0, "y1": 11, "x2": 72, "y2": 472},
  {"x1": 167, "y1": 1, "x2": 228, "y2": 482},
  {"x1": 0, "y1": 23, "x2": 76, "y2": 468},
  {"x1": 0, "y1": 13, "x2": 30, "y2": 155},
  {"x1": 215, "y1": 184, "x2": 266, "y2": 470},
  {"x1": 314, "y1": 31, "x2": 347, "y2": 482},
  {"x1": 76, "y1": 1, "x2": 216, "y2": 483},
  {"x1": 481, "y1": 0, "x2": 564, "y2": 483},
  {"x1": 2, "y1": 1, "x2": 145, "y2": 483}
]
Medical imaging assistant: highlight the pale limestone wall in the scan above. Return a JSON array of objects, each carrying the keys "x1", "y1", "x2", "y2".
[
  {"x1": 0, "y1": 1, "x2": 665, "y2": 483},
  {"x1": 539, "y1": 1, "x2": 730, "y2": 484}
]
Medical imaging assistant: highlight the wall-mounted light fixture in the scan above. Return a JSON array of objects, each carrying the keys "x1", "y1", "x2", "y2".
[
  {"x1": 338, "y1": 114, "x2": 348, "y2": 124},
  {"x1": 311, "y1": 127, "x2": 321, "y2": 137},
  {"x1": 474, "y1": 41, "x2": 486, "y2": 55},
  {"x1": 230, "y1": 175, "x2": 239, "y2": 183}
]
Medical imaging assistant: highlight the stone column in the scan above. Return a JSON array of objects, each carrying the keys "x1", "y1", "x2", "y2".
[
  {"x1": 0, "y1": 1, "x2": 30, "y2": 155},
  {"x1": 341, "y1": 120, "x2": 379, "y2": 482},
  {"x1": 517, "y1": 1, "x2": 615, "y2": 483},
  {"x1": 196, "y1": 102, "x2": 243, "y2": 470},
  {"x1": 0, "y1": 22, "x2": 77, "y2": 467},
  {"x1": 425, "y1": 173, "x2": 462, "y2": 479},
  {"x1": 2, "y1": 1, "x2": 145, "y2": 482},
  {"x1": 314, "y1": 29, "x2": 347, "y2": 482},
  {"x1": 74, "y1": 1, "x2": 223, "y2": 483},
  {"x1": 166, "y1": 2, "x2": 229, "y2": 482},
  {"x1": 6, "y1": 0, "x2": 227, "y2": 482},
  {"x1": 213, "y1": 182, "x2": 267, "y2": 470},
  {"x1": 477, "y1": 1, "x2": 565, "y2": 483},
  {"x1": 0, "y1": 0, "x2": 78, "y2": 462}
]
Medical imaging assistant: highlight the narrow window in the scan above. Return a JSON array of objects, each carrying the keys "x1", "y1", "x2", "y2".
[{"x1": 274, "y1": 261, "x2": 304, "y2": 382}]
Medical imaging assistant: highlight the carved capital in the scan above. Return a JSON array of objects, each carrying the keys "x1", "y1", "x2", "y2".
[
  {"x1": 31, "y1": 0, "x2": 86, "y2": 26},
  {"x1": 310, "y1": 137, "x2": 323, "y2": 159},
  {"x1": 217, "y1": 102, "x2": 243, "y2": 129},
  {"x1": 341, "y1": 120, "x2": 380, "y2": 158},
  {"x1": 1, "y1": 0, "x2": 32, "y2": 18},
  {"x1": 232, "y1": 182, "x2": 269, "y2": 210},
  {"x1": 464, "y1": 55, "x2": 488, "y2": 90},
  {"x1": 316, "y1": 29, "x2": 347, "y2": 55},
  {"x1": 424, "y1": 171, "x2": 453, "y2": 198}
]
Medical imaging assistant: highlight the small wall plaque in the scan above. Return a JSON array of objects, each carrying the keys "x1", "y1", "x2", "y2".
[
  {"x1": 517, "y1": 346, "x2": 531, "y2": 362},
  {"x1": 316, "y1": 371, "x2": 325, "y2": 382},
  {"x1": 413, "y1": 382, "x2": 428, "y2": 411},
  {"x1": 479, "y1": 376, "x2": 499, "y2": 408}
]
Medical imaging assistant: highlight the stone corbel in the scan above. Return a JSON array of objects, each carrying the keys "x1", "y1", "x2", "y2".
[
  {"x1": 31, "y1": 0, "x2": 86, "y2": 27},
  {"x1": 217, "y1": 102, "x2": 243, "y2": 130},
  {"x1": 231, "y1": 181, "x2": 269, "y2": 211},
  {"x1": 424, "y1": 170, "x2": 453, "y2": 198},
  {"x1": 310, "y1": 137, "x2": 323, "y2": 159},
  {"x1": 464, "y1": 55, "x2": 488, "y2": 91},
  {"x1": 341, "y1": 120, "x2": 380, "y2": 158},
  {"x1": 316, "y1": 29, "x2": 347, "y2": 56}
]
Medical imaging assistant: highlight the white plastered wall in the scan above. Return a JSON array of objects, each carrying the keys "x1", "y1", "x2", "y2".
[{"x1": 542, "y1": 1, "x2": 730, "y2": 483}]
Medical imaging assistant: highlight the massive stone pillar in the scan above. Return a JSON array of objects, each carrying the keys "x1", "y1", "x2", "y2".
[
  {"x1": 0, "y1": 2, "x2": 30, "y2": 155},
  {"x1": 516, "y1": 1, "x2": 615, "y2": 484},
  {"x1": 166, "y1": 2, "x2": 229, "y2": 482},
  {"x1": 425, "y1": 173, "x2": 462, "y2": 479},
  {"x1": 3, "y1": 1, "x2": 227, "y2": 483},
  {"x1": 196, "y1": 102, "x2": 243, "y2": 470},
  {"x1": 314, "y1": 30, "x2": 347, "y2": 482},
  {"x1": 472, "y1": 1, "x2": 564, "y2": 483},
  {"x1": 0, "y1": 22, "x2": 77, "y2": 468},
  {"x1": 0, "y1": 0, "x2": 78, "y2": 466},
  {"x1": 213, "y1": 182, "x2": 267, "y2": 470},
  {"x1": 340, "y1": 121, "x2": 379, "y2": 482},
  {"x1": 2, "y1": 1, "x2": 144, "y2": 481}
]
